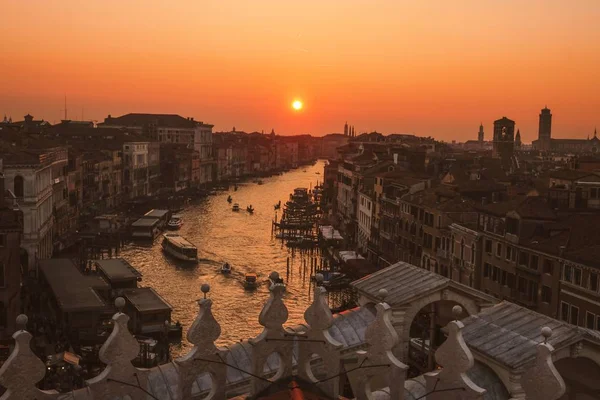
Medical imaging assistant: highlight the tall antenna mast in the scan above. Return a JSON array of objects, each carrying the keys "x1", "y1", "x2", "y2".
[{"x1": 64, "y1": 95, "x2": 67, "y2": 120}]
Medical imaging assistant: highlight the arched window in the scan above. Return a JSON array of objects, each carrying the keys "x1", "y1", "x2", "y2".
[{"x1": 13, "y1": 175, "x2": 24, "y2": 198}]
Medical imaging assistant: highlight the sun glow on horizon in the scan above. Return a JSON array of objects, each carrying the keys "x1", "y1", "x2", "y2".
[{"x1": 292, "y1": 100, "x2": 303, "y2": 111}]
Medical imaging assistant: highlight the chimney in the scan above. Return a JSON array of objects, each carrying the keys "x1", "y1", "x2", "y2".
[
  {"x1": 393, "y1": 153, "x2": 398, "y2": 164},
  {"x1": 481, "y1": 197, "x2": 488, "y2": 205}
]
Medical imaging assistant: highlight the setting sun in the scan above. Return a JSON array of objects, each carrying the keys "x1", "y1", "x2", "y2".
[{"x1": 292, "y1": 100, "x2": 303, "y2": 111}]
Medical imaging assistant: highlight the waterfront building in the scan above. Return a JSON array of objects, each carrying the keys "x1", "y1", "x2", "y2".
[
  {"x1": 99, "y1": 113, "x2": 214, "y2": 185},
  {"x1": 122, "y1": 141, "x2": 153, "y2": 199},
  {"x1": 0, "y1": 140, "x2": 67, "y2": 271},
  {"x1": 319, "y1": 133, "x2": 349, "y2": 159},
  {"x1": 160, "y1": 143, "x2": 195, "y2": 192},
  {"x1": 0, "y1": 164, "x2": 23, "y2": 343}
]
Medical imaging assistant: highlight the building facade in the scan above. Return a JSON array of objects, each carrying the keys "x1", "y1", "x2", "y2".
[{"x1": 0, "y1": 166, "x2": 24, "y2": 343}]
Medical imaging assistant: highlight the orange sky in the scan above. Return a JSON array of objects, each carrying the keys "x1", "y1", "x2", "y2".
[{"x1": 1, "y1": 0, "x2": 599, "y2": 142}]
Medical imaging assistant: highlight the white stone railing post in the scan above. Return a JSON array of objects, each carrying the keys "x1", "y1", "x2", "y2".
[
  {"x1": 0, "y1": 315, "x2": 57, "y2": 399},
  {"x1": 248, "y1": 272, "x2": 293, "y2": 396},
  {"x1": 86, "y1": 297, "x2": 150, "y2": 400},
  {"x1": 521, "y1": 327, "x2": 566, "y2": 400},
  {"x1": 350, "y1": 289, "x2": 408, "y2": 400},
  {"x1": 424, "y1": 305, "x2": 486, "y2": 400},
  {"x1": 175, "y1": 283, "x2": 228, "y2": 400},
  {"x1": 297, "y1": 275, "x2": 343, "y2": 398}
]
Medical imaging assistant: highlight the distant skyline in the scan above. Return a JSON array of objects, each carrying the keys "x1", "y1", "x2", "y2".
[{"x1": 2, "y1": 1, "x2": 599, "y2": 142}]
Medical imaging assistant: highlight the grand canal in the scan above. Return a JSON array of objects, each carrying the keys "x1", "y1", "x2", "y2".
[{"x1": 120, "y1": 160, "x2": 327, "y2": 356}]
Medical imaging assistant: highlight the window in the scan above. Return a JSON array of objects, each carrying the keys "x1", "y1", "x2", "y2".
[
  {"x1": 586, "y1": 312, "x2": 596, "y2": 329},
  {"x1": 13, "y1": 175, "x2": 24, "y2": 198},
  {"x1": 506, "y1": 217, "x2": 519, "y2": 235},
  {"x1": 518, "y1": 277, "x2": 527, "y2": 294},
  {"x1": 543, "y1": 259, "x2": 553, "y2": 275},
  {"x1": 496, "y1": 243, "x2": 502, "y2": 257},
  {"x1": 571, "y1": 306, "x2": 579, "y2": 325},
  {"x1": 484, "y1": 263, "x2": 491, "y2": 278},
  {"x1": 561, "y1": 302, "x2": 570, "y2": 321},
  {"x1": 574, "y1": 268, "x2": 582, "y2": 286},
  {"x1": 501, "y1": 270, "x2": 508, "y2": 286},
  {"x1": 492, "y1": 266, "x2": 499, "y2": 282},
  {"x1": 0, "y1": 262, "x2": 4, "y2": 287},
  {"x1": 506, "y1": 246, "x2": 512, "y2": 261},
  {"x1": 590, "y1": 272, "x2": 599, "y2": 292},
  {"x1": 0, "y1": 235, "x2": 5, "y2": 248},
  {"x1": 591, "y1": 188, "x2": 598, "y2": 199},
  {"x1": 597, "y1": 316, "x2": 600, "y2": 330},
  {"x1": 563, "y1": 265, "x2": 572, "y2": 282},
  {"x1": 485, "y1": 240, "x2": 492, "y2": 254},
  {"x1": 541, "y1": 286, "x2": 552, "y2": 303},
  {"x1": 507, "y1": 273, "x2": 516, "y2": 289},
  {"x1": 530, "y1": 255, "x2": 539, "y2": 271},
  {"x1": 519, "y1": 252, "x2": 529, "y2": 267}
]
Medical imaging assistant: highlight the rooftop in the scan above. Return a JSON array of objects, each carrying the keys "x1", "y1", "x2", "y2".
[
  {"x1": 94, "y1": 258, "x2": 142, "y2": 282},
  {"x1": 39, "y1": 259, "x2": 109, "y2": 312},
  {"x1": 100, "y1": 113, "x2": 209, "y2": 129},
  {"x1": 131, "y1": 217, "x2": 160, "y2": 227},
  {"x1": 122, "y1": 287, "x2": 172, "y2": 313},
  {"x1": 461, "y1": 301, "x2": 600, "y2": 369}
]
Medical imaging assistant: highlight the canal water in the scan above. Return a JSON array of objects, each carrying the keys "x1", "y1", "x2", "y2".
[{"x1": 120, "y1": 160, "x2": 327, "y2": 356}]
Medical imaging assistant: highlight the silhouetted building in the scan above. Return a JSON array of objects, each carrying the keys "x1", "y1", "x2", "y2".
[
  {"x1": 492, "y1": 117, "x2": 515, "y2": 164},
  {"x1": 478, "y1": 123, "x2": 484, "y2": 144},
  {"x1": 538, "y1": 107, "x2": 552, "y2": 151},
  {"x1": 344, "y1": 122, "x2": 348, "y2": 136},
  {"x1": 515, "y1": 129, "x2": 522, "y2": 150}
]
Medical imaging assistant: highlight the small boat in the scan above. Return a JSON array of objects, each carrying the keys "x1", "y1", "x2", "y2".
[
  {"x1": 257, "y1": 180, "x2": 264, "y2": 185},
  {"x1": 315, "y1": 172, "x2": 320, "y2": 175},
  {"x1": 161, "y1": 233, "x2": 198, "y2": 262},
  {"x1": 244, "y1": 274, "x2": 258, "y2": 290},
  {"x1": 232, "y1": 203, "x2": 240, "y2": 212},
  {"x1": 221, "y1": 262, "x2": 232, "y2": 274},
  {"x1": 274, "y1": 200, "x2": 281, "y2": 210},
  {"x1": 167, "y1": 215, "x2": 183, "y2": 230},
  {"x1": 247, "y1": 205, "x2": 254, "y2": 214},
  {"x1": 227, "y1": 195, "x2": 232, "y2": 203},
  {"x1": 234, "y1": 184, "x2": 238, "y2": 191}
]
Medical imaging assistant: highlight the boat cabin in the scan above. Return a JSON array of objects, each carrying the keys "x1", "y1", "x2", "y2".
[
  {"x1": 162, "y1": 234, "x2": 198, "y2": 261},
  {"x1": 131, "y1": 217, "x2": 161, "y2": 240}
]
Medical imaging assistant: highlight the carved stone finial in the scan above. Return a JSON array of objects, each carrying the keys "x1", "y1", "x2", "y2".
[
  {"x1": 541, "y1": 326, "x2": 552, "y2": 344},
  {"x1": 201, "y1": 283, "x2": 210, "y2": 299},
  {"x1": 378, "y1": 288, "x2": 388, "y2": 301},
  {"x1": 115, "y1": 296, "x2": 125, "y2": 311},
  {"x1": 452, "y1": 305, "x2": 463, "y2": 320},
  {"x1": 521, "y1": 329, "x2": 566, "y2": 400},
  {"x1": 425, "y1": 319, "x2": 486, "y2": 399},
  {"x1": 186, "y1": 298, "x2": 221, "y2": 348},
  {"x1": 0, "y1": 316, "x2": 47, "y2": 399},
  {"x1": 304, "y1": 286, "x2": 334, "y2": 331},
  {"x1": 87, "y1": 305, "x2": 147, "y2": 399},
  {"x1": 15, "y1": 314, "x2": 28, "y2": 330},
  {"x1": 258, "y1": 282, "x2": 288, "y2": 330},
  {"x1": 176, "y1": 293, "x2": 227, "y2": 400},
  {"x1": 315, "y1": 273, "x2": 324, "y2": 283},
  {"x1": 351, "y1": 302, "x2": 407, "y2": 400},
  {"x1": 269, "y1": 271, "x2": 280, "y2": 281}
]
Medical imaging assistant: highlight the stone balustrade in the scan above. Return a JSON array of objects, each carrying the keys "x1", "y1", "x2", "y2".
[{"x1": 0, "y1": 272, "x2": 566, "y2": 400}]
